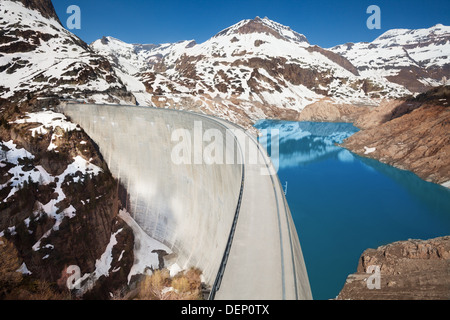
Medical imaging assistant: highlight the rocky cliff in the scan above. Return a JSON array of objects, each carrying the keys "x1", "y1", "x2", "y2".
[
  {"x1": 0, "y1": 0, "x2": 137, "y2": 299},
  {"x1": 296, "y1": 98, "x2": 368, "y2": 123},
  {"x1": 297, "y1": 86, "x2": 450, "y2": 188},
  {"x1": 337, "y1": 236, "x2": 450, "y2": 300},
  {"x1": 342, "y1": 86, "x2": 450, "y2": 187},
  {"x1": 0, "y1": 104, "x2": 135, "y2": 299}
]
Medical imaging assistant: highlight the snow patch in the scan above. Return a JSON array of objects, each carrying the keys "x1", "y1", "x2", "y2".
[
  {"x1": 364, "y1": 146, "x2": 376, "y2": 155},
  {"x1": 94, "y1": 229, "x2": 123, "y2": 278},
  {"x1": 168, "y1": 263, "x2": 183, "y2": 277},
  {"x1": 1, "y1": 140, "x2": 34, "y2": 165},
  {"x1": 118, "y1": 210, "x2": 172, "y2": 284},
  {"x1": 13, "y1": 111, "x2": 79, "y2": 137}
]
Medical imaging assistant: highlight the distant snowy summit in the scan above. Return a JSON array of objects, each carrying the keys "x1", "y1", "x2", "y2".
[
  {"x1": 331, "y1": 24, "x2": 450, "y2": 91},
  {"x1": 213, "y1": 16, "x2": 310, "y2": 45}
]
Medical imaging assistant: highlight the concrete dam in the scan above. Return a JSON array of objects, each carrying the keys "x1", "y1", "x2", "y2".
[{"x1": 60, "y1": 103, "x2": 312, "y2": 300}]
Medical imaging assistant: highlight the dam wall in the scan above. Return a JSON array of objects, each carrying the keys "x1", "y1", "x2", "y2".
[
  {"x1": 61, "y1": 104, "x2": 243, "y2": 287},
  {"x1": 61, "y1": 103, "x2": 312, "y2": 299}
]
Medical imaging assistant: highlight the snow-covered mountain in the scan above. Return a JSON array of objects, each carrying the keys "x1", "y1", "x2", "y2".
[
  {"x1": 91, "y1": 17, "x2": 418, "y2": 127},
  {"x1": 0, "y1": 0, "x2": 135, "y2": 108},
  {"x1": 331, "y1": 24, "x2": 450, "y2": 92}
]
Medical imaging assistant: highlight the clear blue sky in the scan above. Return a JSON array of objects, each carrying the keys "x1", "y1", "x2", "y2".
[{"x1": 53, "y1": 0, "x2": 450, "y2": 47}]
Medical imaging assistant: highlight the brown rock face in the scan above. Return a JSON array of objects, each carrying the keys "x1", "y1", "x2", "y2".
[
  {"x1": 297, "y1": 98, "x2": 368, "y2": 123},
  {"x1": 235, "y1": 19, "x2": 285, "y2": 40},
  {"x1": 343, "y1": 86, "x2": 450, "y2": 186},
  {"x1": 306, "y1": 46, "x2": 359, "y2": 76},
  {"x1": 215, "y1": 17, "x2": 309, "y2": 44},
  {"x1": 386, "y1": 66, "x2": 432, "y2": 93},
  {"x1": 337, "y1": 236, "x2": 450, "y2": 300},
  {"x1": 350, "y1": 99, "x2": 421, "y2": 130},
  {"x1": 0, "y1": 102, "x2": 134, "y2": 298}
]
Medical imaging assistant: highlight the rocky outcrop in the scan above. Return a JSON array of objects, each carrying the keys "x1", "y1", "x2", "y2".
[
  {"x1": 343, "y1": 86, "x2": 450, "y2": 187},
  {"x1": 0, "y1": 100, "x2": 135, "y2": 298},
  {"x1": 306, "y1": 46, "x2": 359, "y2": 76},
  {"x1": 337, "y1": 236, "x2": 450, "y2": 300},
  {"x1": 296, "y1": 98, "x2": 369, "y2": 123}
]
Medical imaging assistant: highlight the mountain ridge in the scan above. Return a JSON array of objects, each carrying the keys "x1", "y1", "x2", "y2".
[
  {"x1": 89, "y1": 17, "x2": 450, "y2": 128},
  {"x1": 330, "y1": 23, "x2": 450, "y2": 92}
]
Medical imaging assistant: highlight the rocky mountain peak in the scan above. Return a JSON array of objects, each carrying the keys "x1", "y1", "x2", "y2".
[{"x1": 214, "y1": 16, "x2": 309, "y2": 44}]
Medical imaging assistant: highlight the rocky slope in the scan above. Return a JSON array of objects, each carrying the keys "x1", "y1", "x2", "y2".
[
  {"x1": 342, "y1": 86, "x2": 450, "y2": 187},
  {"x1": 337, "y1": 236, "x2": 450, "y2": 300},
  {"x1": 13, "y1": 0, "x2": 60, "y2": 21}
]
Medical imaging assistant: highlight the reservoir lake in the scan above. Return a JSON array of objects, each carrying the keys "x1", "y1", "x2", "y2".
[{"x1": 255, "y1": 120, "x2": 450, "y2": 300}]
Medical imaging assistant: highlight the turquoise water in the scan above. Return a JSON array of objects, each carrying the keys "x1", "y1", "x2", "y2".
[{"x1": 255, "y1": 120, "x2": 450, "y2": 300}]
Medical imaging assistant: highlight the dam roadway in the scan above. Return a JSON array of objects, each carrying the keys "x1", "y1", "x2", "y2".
[{"x1": 60, "y1": 103, "x2": 312, "y2": 300}]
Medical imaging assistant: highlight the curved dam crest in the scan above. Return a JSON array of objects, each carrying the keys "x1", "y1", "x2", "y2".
[{"x1": 60, "y1": 103, "x2": 312, "y2": 300}]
